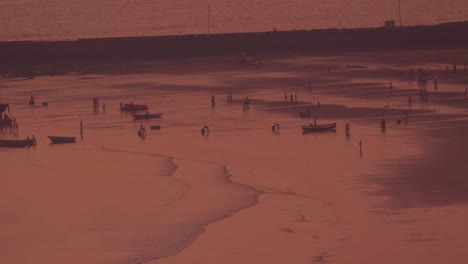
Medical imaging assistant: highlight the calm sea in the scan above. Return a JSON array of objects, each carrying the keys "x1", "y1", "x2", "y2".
[{"x1": 0, "y1": 0, "x2": 467, "y2": 41}]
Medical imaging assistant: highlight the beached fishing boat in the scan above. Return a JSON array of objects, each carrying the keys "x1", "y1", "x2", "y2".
[
  {"x1": 301, "y1": 123, "x2": 336, "y2": 132},
  {"x1": 48, "y1": 136, "x2": 76, "y2": 144},
  {"x1": 0, "y1": 138, "x2": 36, "y2": 148},
  {"x1": 132, "y1": 113, "x2": 163, "y2": 120},
  {"x1": 120, "y1": 103, "x2": 148, "y2": 112}
]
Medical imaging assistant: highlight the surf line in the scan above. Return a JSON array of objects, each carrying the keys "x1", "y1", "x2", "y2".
[{"x1": 94, "y1": 143, "x2": 263, "y2": 263}]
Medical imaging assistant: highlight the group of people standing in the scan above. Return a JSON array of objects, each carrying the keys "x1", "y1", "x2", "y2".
[
  {"x1": 418, "y1": 89, "x2": 430, "y2": 102},
  {"x1": 93, "y1": 97, "x2": 105, "y2": 111},
  {"x1": 284, "y1": 93, "x2": 298, "y2": 103}
]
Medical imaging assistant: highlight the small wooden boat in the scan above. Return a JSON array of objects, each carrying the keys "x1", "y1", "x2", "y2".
[
  {"x1": 120, "y1": 103, "x2": 148, "y2": 112},
  {"x1": 0, "y1": 138, "x2": 36, "y2": 148},
  {"x1": 48, "y1": 136, "x2": 76, "y2": 144},
  {"x1": 132, "y1": 113, "x2": 163, "y2": 120},
  {"x1": 150, "y1": 125, "x2": 162, "y2": 130},
  {"x1": 301, "y1": 123, "x2": 336, "y2": 133}
]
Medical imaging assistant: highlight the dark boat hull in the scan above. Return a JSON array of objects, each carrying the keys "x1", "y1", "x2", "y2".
[
  {"x1": 0, "y1": 139, "x2": 36, "y2": 148},
  {"x1": 132, "y1": 113, "x2": 162, "y2": 120},
  {"x1": 48, "y1": 136, "x2": 76, "y2": 144},
  {"x1": 301, "y1": 123, "x2": 336, "y2": 133}
]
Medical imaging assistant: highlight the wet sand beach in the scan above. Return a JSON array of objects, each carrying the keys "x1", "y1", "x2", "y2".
[{"x1": 2, "y1": 49, "x2": 468, "y2": 264}]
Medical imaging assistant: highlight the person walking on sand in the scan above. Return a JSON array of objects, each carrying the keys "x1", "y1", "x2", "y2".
[
  {"x1": 359, "y1": 140, "x2": 363, "y2": 157},
  {"x1": 211, "y1": 94, "x2": 216, "y2": 106}
]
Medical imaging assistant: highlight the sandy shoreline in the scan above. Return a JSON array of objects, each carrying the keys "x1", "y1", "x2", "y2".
[
  {"x1": 143, "y1": 50, "x2": 468, "y2": 264},
  {"x1": 2, "y1": 48, "x2": 468, "y2": 263}
]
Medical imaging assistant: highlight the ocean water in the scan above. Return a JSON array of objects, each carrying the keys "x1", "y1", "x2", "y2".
[{"x1": 0, "y1": 0, "x2": 467, "y2": 41}]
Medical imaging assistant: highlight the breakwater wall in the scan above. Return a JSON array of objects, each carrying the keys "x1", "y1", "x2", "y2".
[{"x1": 1, "y1": 21, "x2": 467, "y2": 66}]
